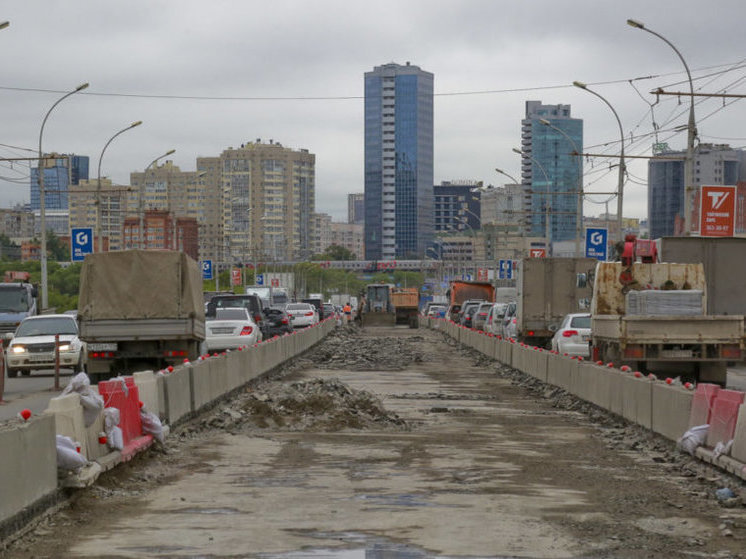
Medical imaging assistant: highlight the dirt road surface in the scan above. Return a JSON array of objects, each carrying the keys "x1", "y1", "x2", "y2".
[{"x1": 6, "y1": 326, "x2": 746, "y2": 558}]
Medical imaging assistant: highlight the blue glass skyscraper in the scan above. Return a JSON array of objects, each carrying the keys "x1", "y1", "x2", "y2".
[
  {"x1": 521, "y1": 101, "x2": 583, "y2": 244},
  {"x1": 364, "y1": 62, "x2": 433, "y2": 260},
  {"x1": 30, "y1": 154, "x2": 89, "y2": 211}
]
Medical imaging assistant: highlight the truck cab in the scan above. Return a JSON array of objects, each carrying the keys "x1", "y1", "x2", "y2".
[{"x1": 0, "y1": 282, "x2": 38, "y2": 346}]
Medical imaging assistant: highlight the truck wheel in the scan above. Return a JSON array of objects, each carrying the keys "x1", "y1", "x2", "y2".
[
  {"x1": 21, "y1": 369, "x2": 31, "y2": 376},
  {"x1": 6, "y1": 367, "x2": 18, "y2": 378},
  {"x1": 408, "y1": 315, "x2": 419, "y2": 329}
]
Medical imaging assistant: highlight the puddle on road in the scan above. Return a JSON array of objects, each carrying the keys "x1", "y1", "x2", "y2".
[
  {"x1": 259, "y1": 531, "x2": 515, "y2": 559},
  {"x1": 172, "y1": 506, "x2": 242, "y2": 515}
]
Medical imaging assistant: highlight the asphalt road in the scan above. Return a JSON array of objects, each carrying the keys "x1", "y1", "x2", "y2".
[
  {"x1": 11, "y1": 326, "x2": 746, "y2": 559},
  {"x1": 0, "y1": 368, "x2": 74, "y2": 421}
]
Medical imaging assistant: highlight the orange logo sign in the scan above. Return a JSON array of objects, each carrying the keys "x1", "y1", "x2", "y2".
[{"x1": 700, "y1": 185, "x2": 736, "y2": 237}]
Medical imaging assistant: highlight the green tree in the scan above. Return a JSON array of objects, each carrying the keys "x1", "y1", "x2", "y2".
[{"x1": 313, "y1": 244, "x2": 355, "y2": 261}]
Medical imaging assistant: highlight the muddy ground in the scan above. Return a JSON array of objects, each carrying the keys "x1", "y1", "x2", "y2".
[{"x1": 4, "y1": 325, "x2": 746, "y2": 558}]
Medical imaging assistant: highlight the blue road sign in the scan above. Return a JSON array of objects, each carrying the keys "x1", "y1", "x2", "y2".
[
  {"x1": 585, "y1": 228, "x2": 608, "y2": 261},
  {"x1": 201, "y1": 260, "x2": 213, "y2": 280},
  {"x1": 71, "y1": 227, "x2": 93, "y2": 262},
  {"x1": 498, "y1": 260, "x2": 513, "y2": 280},
  {"x1": 256, "y1": 273, "x2": 264, "y2": 286}
]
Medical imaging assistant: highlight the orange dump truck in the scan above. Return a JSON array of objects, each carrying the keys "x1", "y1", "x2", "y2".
[{"x1": 390, "y1": 287, "x2": 420, "y2": 328}]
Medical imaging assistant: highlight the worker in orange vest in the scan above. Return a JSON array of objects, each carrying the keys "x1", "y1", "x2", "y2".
[{"x1": 343, "y1": 303, "x2": 352, "y2": 323}]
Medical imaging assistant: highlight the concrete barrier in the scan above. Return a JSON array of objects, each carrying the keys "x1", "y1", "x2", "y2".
[
  {"x1": 619, "y1": 373, "x2": 653, "y2": 429},
  {"x1": 651, "y1": 383, "x2": 694, "y2": 442},
  {"x1": 0, "y1": 416, "x2": 57, "y2": 526},
  {"x1": 133, "y1": 371, "x2": 160, "y2": 417},
  {"x1": 162, "y1": 366, "x2": 193, "y2": 424},
  {"x1": 548, "y1": 354, "x2": 576, "y2": 391},
  {"x1": 45, "y1": 393, "x2": 90, "y2": 458}
]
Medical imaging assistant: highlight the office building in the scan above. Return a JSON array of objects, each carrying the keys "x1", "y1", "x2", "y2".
[
  {"x1": 364, "y1": 62, "x2": 434, "y2": 260},
  {"x1": 480, "y1": 183, "x2": 528, "y2": 227},
  {"x1": 348, "y1": 193, "x2": 364, "y2": 225},
  {"x1": 31, "y1": 153, "x2": 89, "y2": 211},
  {"x1": 433, "y1": 181, "x2": 482, "y2": 233},
  {"x1": 521, "y1": 101, "x2": 583, "y2": 243},
  {"x1": 648, "y1": 143, "x2": 746, "y2": 238}
]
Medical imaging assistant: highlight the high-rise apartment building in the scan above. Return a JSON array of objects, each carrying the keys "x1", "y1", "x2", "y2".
[
  {"x1": 128, "y1": 160, "x2": 204, "y2": 252},
  {"x1": 69, "y1": 177, "x2": 131, "y2": 251},
  {"x1": 364, "y1": 62, "x2": 434, "y2": 260},
  {"x1": 218, "y1": 140, "x2": 315, "y2": 263},
  {"x1": 648, "y1": 143, "x2": 746, "y2": 238},
  {"x1": 433, "y1": 181, "x2": 482, "y2": 233},
  {"x1": 521, "y1": 101, "x2": 582, "y2": 243},
  {"x1": 348, "y1": 193, "x2": 364, "y2": 225}
]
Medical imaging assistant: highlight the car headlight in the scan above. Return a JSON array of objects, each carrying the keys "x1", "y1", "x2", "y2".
[
  {"x1": 10, "y1": 345, "x2": 27, "y2": 354},
  {"x1": 58, "y1": 344, "x2": 72, "y2": 352}
]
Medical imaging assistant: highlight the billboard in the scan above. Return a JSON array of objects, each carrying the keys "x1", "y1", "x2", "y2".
[
  {"x1": 700, "y1": 185, "x2": 736, "y2": 237},
  {"x1": 529, "y1": 248, "x2": 546, "y2": 258}
]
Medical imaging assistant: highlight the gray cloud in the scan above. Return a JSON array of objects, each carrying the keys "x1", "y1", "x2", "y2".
[{"x1": 2, "y1": 0, "x2": 745, "y2": 221}]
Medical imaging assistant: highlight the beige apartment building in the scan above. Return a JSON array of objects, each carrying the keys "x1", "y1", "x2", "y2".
[
  {"x1": 220, "y1": 140, "x2": 315, "y2": 264},
  {"x1": 69, "y1": 177, "x2": 131, "y2": 251},
  {"x1": 310, "y1": 212, "x2": 333, "y2": 257},
  {"x1": 330, "y1": 222, "x2": 364, "y2": 259}
]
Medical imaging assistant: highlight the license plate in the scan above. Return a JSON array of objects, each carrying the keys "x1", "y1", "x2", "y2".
[
  {"x1": 89, "y1": 343, "x2": 118, "y2": 351},
  {"x1": 28, "y1": 354, "x2": 51, "y2": 362}
]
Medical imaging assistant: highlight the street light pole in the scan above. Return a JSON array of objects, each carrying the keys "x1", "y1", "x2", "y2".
[
  {"x1": 38, "y1": 82, "x2": 89, "y2": 311},
  {"x1": 139, "y1": 149, "x2": 176, "y2": 249},
  {"x1": 573, "y1": 81, "x2": 625, "y2": 243},
  {"x1": 539, "y1": 118, "x2": 584, "y2": 257},
  {"x1": 0, "y1": 21, "x2": 9, "y2": 30},
  {"x1": 627, "y1": 19, "x2": 696, "y2": 235},
  {"x1": 513, "y1": 147, "x2": 554, "y2": 255},
  {"x1": 97, "y1": 121, "x2": 142, "y2": 253}
]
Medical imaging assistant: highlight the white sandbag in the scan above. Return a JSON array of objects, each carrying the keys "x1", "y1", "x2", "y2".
[
  {"x1": 677, "y1": 424, "x2": 709, "y2": 456},
  {"x1": 108, "y1": 426, "x2": 124, "y2": 451},
  {"x1": 62, "y1": 372, "x2": 104, "y2": 427},
  {"x1": 140, "y1": 410, "x2": 165, "y2": 443},
  {"x1": 56, "y1": 435, "x2": 87, "y2": 471}
]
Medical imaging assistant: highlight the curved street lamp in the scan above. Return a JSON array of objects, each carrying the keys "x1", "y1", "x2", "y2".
[
  {"x1": 495, "y1": 167, "x2": 520, "y2": 185},
  {"x1": 0, "y1": 21, "x2": 9, "y2": 30},
  {"x1": 97, "y1": 120, "x2": 142, "y2": 252},
  {"x1": 38, "y1": 82, "x2": 89, "y2": 310},
  {"x1": 573, "y1": 81, "x2": 625, "y2": 243},
  {"x1": 539, "y1": 118, "x2": 584, "y2": 257},
  {"x1": 627, "y1": 19, "x2": 696, "y2": 235},
  {"x1": 513, "y1": 147, "x2": 554, "y2": 255},
  {"x1": 139, "y1": 149, "x2": 176, "y2": 249}
]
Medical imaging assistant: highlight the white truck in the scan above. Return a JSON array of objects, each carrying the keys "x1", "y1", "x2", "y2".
[
  {"x1": 77, "y1": 250, "x2": 205, "y2": 382},
  {"x1": 591, "y1": 261, "x2": 743, "y2": 384},
  {"x1": 515, "y1": 258, "x2": 596, "y2": 347}
]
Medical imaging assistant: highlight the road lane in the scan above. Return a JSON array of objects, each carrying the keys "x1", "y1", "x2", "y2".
[{"x1": 8, "y1": 327, "x2": 746, "y2": 558}]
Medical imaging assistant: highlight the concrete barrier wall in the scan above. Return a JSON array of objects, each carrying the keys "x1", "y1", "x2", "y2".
[
  {"x1": 432, "y1": 320, "x2": 701, "y2": 445},
  {"x1": 4, "y1": 320, "x2": 337, "y2": 535},
  {"x1": 0, "y1": 415, "x2": 57, "y2": 525}
]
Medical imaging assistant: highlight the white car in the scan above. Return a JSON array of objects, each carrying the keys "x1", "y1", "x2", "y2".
[
  {"x1": 551, "y1": 313, "x2": 592, "y2": 357},
  {"x1": 284, "y1": 302, "x2": 318, "y2": 328},
  {"x1": 6, "y1": 314, "x2": 87, "y2": 377},
  {"x1": 484, "y1": 302, "x2": 509, "y2": 335},
  {"x1": 204, "y1": 308, "x2": 261, "y2": 352}
]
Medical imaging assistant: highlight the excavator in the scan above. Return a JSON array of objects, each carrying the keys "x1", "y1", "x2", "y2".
[{"x1": 360, "y1": 284, "x2": 419, "y2": 328}]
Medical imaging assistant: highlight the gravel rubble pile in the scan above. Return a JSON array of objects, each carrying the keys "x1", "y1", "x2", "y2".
[
  {"x1": 292, "y1": 327, "x2": 426, "y2": 371},
  {"x1": 196, "y1": 377, "x2": 408, "y2": 433}
]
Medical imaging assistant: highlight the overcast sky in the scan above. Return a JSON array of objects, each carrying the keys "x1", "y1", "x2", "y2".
[{"x1": 2, "y1": 0, "x2": 745, "y2": 222}]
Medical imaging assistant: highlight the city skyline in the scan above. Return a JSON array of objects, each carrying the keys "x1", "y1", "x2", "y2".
[{"x1": 2, "y1": 2, "x2": 746, "y2": 224}]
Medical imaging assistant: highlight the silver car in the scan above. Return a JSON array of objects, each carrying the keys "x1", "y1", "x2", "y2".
[{"x1": 204, "y1": 308, "x2": 261, "y2": 352}]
